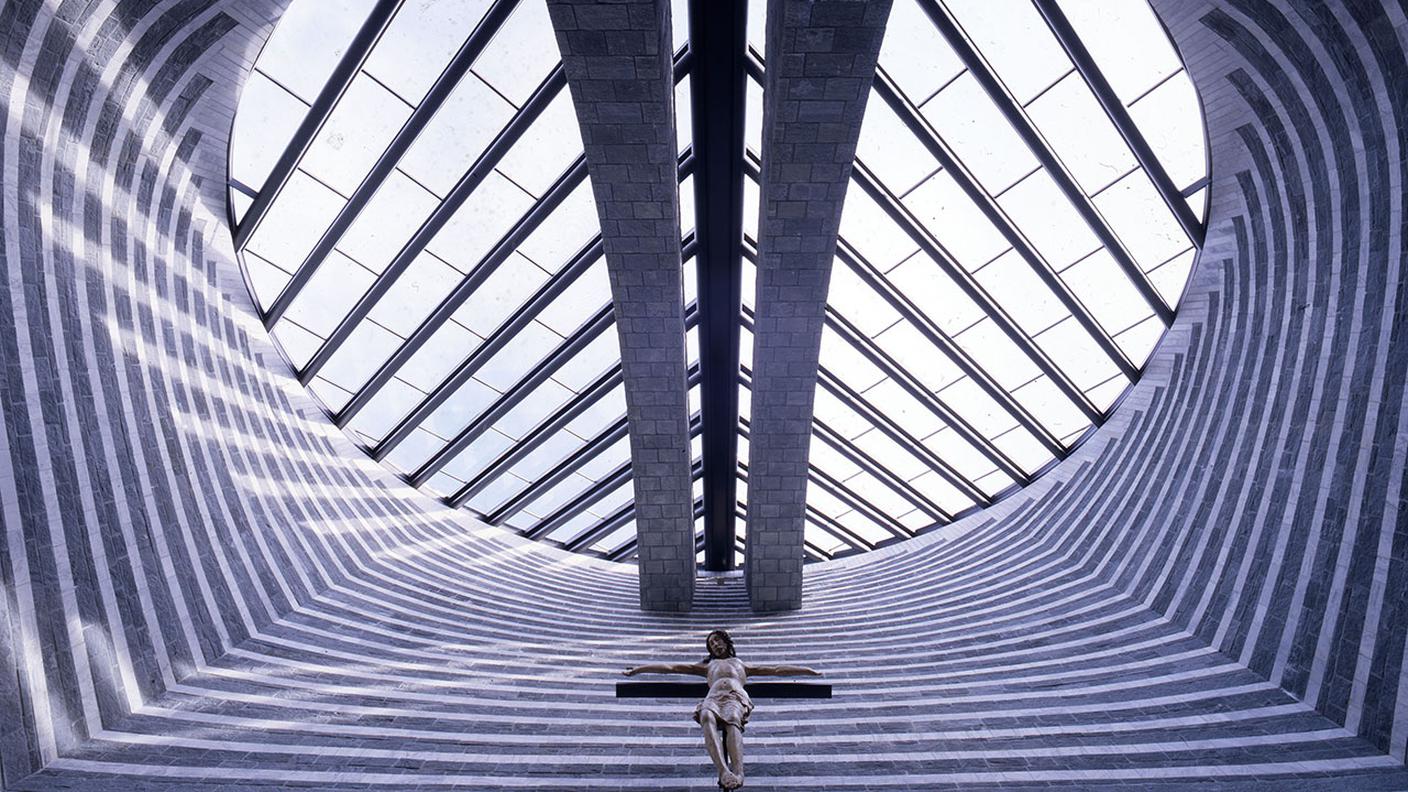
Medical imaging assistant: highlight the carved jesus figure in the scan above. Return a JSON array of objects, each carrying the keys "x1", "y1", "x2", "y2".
[{"x1": 623, "y1": 630, "x2": 822, "y2": 790}]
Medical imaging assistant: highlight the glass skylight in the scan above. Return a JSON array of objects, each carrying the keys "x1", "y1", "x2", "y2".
[{"x1": 229, "y1": 0, "x2": 1206, "y2": 565}]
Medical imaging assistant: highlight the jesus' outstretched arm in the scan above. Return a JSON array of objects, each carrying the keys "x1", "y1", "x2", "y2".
[
  {"x1": 623, "y1": 662, "x2": 708, "y2": 676},
  {"x1": 743, "y1": 664, "x2": 823, "y2": 677}
]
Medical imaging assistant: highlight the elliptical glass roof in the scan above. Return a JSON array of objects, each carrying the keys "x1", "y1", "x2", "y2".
[{"x1": 229, "y1": 0, "x2": 1206, "y2": 564}]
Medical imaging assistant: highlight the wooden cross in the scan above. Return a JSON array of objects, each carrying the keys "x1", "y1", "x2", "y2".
[{"x1": 616, "y1": 681, "x2": 832, "y2": 698}]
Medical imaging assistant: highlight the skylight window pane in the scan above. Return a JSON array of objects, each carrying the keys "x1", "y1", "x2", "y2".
[
  {"x1": 972, "y1": 249, "x2": 1066, "y2": 337},
  {"x1": 1186, "y1": 188, "x2": 1208, "y2": 223},
  {"x1": 400, "y1": 75, "x2": 517, "y2": 198},
  {"x1": 852, "y1": 429, "x2": 928, "y2": 481},
  {"x1": 383, "y1": 426, "x2": 447, "y2": 476},
  {"x1": 1111, "y1": 314, "x2": 1162, "y2": 367},
  {"x1": 590, "y1": 481, "x2": 634, "y2": 517},
  {"x1": 863, "y1": 379, "x2": 944, "y2": 439},
  {"x1": 243, "y1": 252, "x2": 293, "y2": 314},
  {"x1": 1128, "y1": 74, "x2": 1206, "y2": 193},
  {"x1": 270, "y1": 319, "x2": 321, "y2": 369},
  {"x1": 302, "y1": 75, "x2": 411, "y2": 196},
  {"x1": 818, "y1": 327, "x2": 885, "y2": 393},
  {"x1": 540, "y1": 264, "x2": 611, "y2": 337},
  {"x1": 809, "y1": 435, "x2": 862, "y2": 481},
  {"x1": 518, "y1": 182, "x2": 601, "y2": 272},
  {"x1": 922, "y1": 427, "x2": 996, "y2": 483},
  {"x1": 524, "y1": 473, "x2": 594, "y2": 517},
  {"x1": 921, "y1": 72, "x2": 1038, "y2": 195},
  {"x1": 1024, "y1": 72, "x2": 1135, "y2": 196},
  {"x1": 399, "y1": 320, "x2": 483, "y2": 392},
  {"x1": 422, "y1": 376, "x2": 499, "y2": 439},
  {"x1": 813, "y1": 388, "x2": 870, "y2": 440},
  {"x1": 338, "y1": 171, "x2": 440, "y2": 274},
  {"x1": 496, "y1": 379, "x2": 573, "y2": 439},
  {"x1": 743, "y1": 176, "x2": 761, "y2": 240},
  {"x1": 451, "y1": 252, "x2": 549, "y2": 336},
  {"x1": 245, "y1": 171, "x2": 345, "y2": 272},
  {"x1": 684, "y1": 256, "x2": 699, "y2": 306},
  {"x1": 952, "y1": 318, "x2": 1041, "y2": 390},
  {"x1": 826, "y1": 259, "x2": 901, "y2": 336},
  {"x1": 1092, "y1": 169, "x2": 1188, "y2": 270},
  {"x1": 745, "y1": 76, "x2": 764, "y2": 156},
  {"x1": 991, "y1": 427, "x2": 1052, "y2": 475},
  {"x1": 368, "y1": 251, "x2": 464, "y2": 337},
  {"x1": 307, "y1": 377, "x2": 355, "y2": 417},
  {"x1": 345, "y1": 377, "x2": 426, "y2": 442},
  {"x1": 944, "y1": 0, "x2": 1070, "y2": 104},
  {"x1": 997, "y1": 169, "x2": 1099, "y2": 270},
  {"x1": 1148, "y1": 248, "x2": 1196, "y2": 306},
  {"x1": 474, "y1": 321, "x2": 562, "y2": 392},
  {"x1": 427, "y1": 171, "x2": 536, "y2": 273},
  {"x1": 465, "y1": 471, "x2": 527, "y2": 513},
  {"x1": 255, "y1": 0, "x2": 375, "y2": 103},
  {"x1": 283, "y1": 251, "x2": 376, "y2": 337},
  {"x1": 901, "y1": 170, "x2": 1007, "y2": 272},
  {"x1": 678, "y1": 174, "x2": 697, "y2": 238},
  {"x1": 838, "y1": 184, "x2": 919, "y2": 271},
  {"x1": 364, "y1": 0, "x2": 494, "y2": 104},
  {"x1": 507, "y1": 430, "x2": 581, "y2": 482},
  {"x1": 229, "y1": 73, "x2": 308, "y2": 191},
  {"x1": 320, "y1": 318, "x2": 404, "y2": 394},
  {"x1": 1033, "y1": 316, "x2": 1120, "y2": 391},
  {"x1": 676, "y1": 78, "x2": 693, "y2": 156},
  {"x1": 1060, "y1": 249, "x2": 1150, "y2": 338},
  {"x1": 553, "y1": 331, "x2": 620, "y2": 392},
  {"x1": 974, "y1": 469, "x2": 1015, "y2": 497},
  {"x1": 739, "y1": 326, "x2": 753, "y2": 372},
  {"x1": 937, "y1": 377, "x2": 1014, "y2": 437},
  {"x1": 566, "y1": 383, "x2": 626, "y2": 438},
  {"x1": 872, "y1": 321, "x2": 963, "y2": 392},
  {"x1": 577, "y1": 436, "x2": 631, "y2": 483},
  {"x1": 835, "y1": 510, "x2": 894, "y2": 546},
  {"x1": 856, "y1": 90, "x2": 939, "y2": 196},
  {"x1": 907, "y1": 469, "x2": 974, "y2": 515},
  {"x1": 473, "y1": 0, "x2": 557, "y2": 107},
  {"x1": 1055, "y1": 0, "x2": 1181, "y2": 104},
  {"x1": 746, "y1": 0, "x2": 767, "y2": 55},
  {"x1": 497, "y1": 93, "x2": 584, "y2": 198},
  {"x1": 884, "y1": 253, "x2": 982, "y2": 335},
  {"x1": 1010, "y1": 375, "x2": 1088, "y2": 441},
  {"x1": 877, "y1": 0, "x2": 963, "y2": 103},
  {"x1": 441, "y1": 428, "x2": 515, "y2": 482}
]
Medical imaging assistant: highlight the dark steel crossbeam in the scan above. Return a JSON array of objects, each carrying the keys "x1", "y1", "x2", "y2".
[
  {"x1": 298, "y1": 67, "x2": 573, "y2": 386},
  {"x1": 817, "y1": 367, "x2": 992, "y2": 508},
  {"x1": 262, "y1": 0, "x2": 523, "y2": 328},
  {"x1": 870, "y1": 69, "x2": 1138, "y2": 380},
  {"x1": 834, "y1": 239, "x2": 1066, "y2": 456},
  {"x1": 410, "y1": 305, "x2": 616, "y2": 486},
  {"x1": 1030, "y1": 0, "x2": 1204, "y2": 247},
  {"x1": 913, "y1": 0, "x2": 1173, "y2": 325},
  {"x1": 456, "y1": 302, "x2": 701, "y2": 511},
  {"x1": 234, "y1": 0, "x2": 404, "y2": 252},
  {"x1": 848, "y1": 161, "x2": 1103, "y2": 423},
  {"x1": 687, "y1": 0, "x2": 748, "y2": 572},
  {"x1": 823, "y1": 309, "x2": 1030, "y2": 485},
  {"x1": 488, "y1": 361, "x2": 702, "y2": 525}
]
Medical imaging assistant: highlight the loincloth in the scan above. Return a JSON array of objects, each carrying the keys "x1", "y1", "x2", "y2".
[{"x1": 693, "y1": 685, "x2": 754, "y2": 731}]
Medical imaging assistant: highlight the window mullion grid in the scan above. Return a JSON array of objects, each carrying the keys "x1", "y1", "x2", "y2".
[
  {"x1": 812, "y1": 419, "x2": 950, "y2": 523},
  {"x1": 849, "y1": 161, "x2": 1104, "y2": 423},
  {"x1": 915, "y1": 0, "x2": 1173, "y2": 325},
  {"x1": 1029, "y1": 0, "x2": 1204, "y2": 246},
  {"x1": 870, "y1": 67, "x2": 1139, "y2": 380},
  {"x1": 824, "y1": 308, "x2": 1031, "y2": 485},
  {"x1": 297, "y1": 66, "x2": 574, "y2": 386},
  {"x1": 235, "y1": 0, "x2": 405, "y2": 253},
  {"x1": 262, "y1": 0, "x2": 524, "y2": 327}
]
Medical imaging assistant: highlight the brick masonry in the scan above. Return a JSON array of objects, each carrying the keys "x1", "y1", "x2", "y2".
[
  {"x1": 544, "y1": 0, "x2": 696, "y2": 612},
  {"x1": 0, "y1": 0, "x2": 1407, "y2": 789},
  {"x1": 745, "y1": 0, "x2": 892, "y2": 612}
]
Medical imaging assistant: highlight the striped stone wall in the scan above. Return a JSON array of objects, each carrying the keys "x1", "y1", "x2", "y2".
[{"x1": 0, "y1": 0, "x2": 1406, "y2": 789}]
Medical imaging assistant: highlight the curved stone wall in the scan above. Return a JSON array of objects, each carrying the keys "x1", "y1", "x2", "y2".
[{"x1": 1, "y1": 0, "x2": 1406, "y2": 789}]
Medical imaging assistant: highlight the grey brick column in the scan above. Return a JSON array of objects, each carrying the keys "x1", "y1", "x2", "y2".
[
  {"x1": 547, "y1": 0, "x2": 696, "y2": 611},
  {"x1": 746, "y1": 0, "x2": 892, "y2": 612}
]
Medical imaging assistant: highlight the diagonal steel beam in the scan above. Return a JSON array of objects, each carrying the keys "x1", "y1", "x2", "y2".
[
  {"x1": 561, "y1": 453, "x2": 704, "y2": 551},
  {"x1": 234, "y1": 0, "x2": 405, "y2": 253},
  {"x1": 298, "y1": 67, "x2": 573, "y2": 386},
  {"x1": 261, "y1": 0, "x2": 523, "y2": 328},
  {"x1": 811, "y1": 420, "x2": 950, "y2": 523},
  {"x1": 914, "y1": 0, "x2": 1173, "y2": 324},
  {"x1": 687, "y1": 0, "x2": 748, "y2": 573},
  {"x1": 1029, "y1": 0, "x2": 1204, "y2": 247},
  {"x1": 870, "y1": 68, "x2": 1138, "y2": 380}
]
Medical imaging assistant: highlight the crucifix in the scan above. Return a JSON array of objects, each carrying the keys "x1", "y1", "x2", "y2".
[{"x1": 618, "y1": 630, "x2": 830, "y2": 789}]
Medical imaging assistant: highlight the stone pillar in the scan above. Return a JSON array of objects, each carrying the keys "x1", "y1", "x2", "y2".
[
  {"x1": 746, "y1": 0, "x2": 892, "y2": 611},
  {"x1": 546, "y1": 0, "x2": 696, "y2": 611}
]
